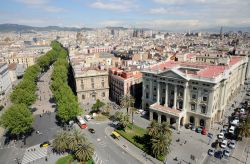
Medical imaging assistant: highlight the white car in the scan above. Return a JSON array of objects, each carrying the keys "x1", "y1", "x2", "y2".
[
  {"x1": 223, "y1": 149, "x2": 231, "y2": 157},
  {"x1": 221, "y1": 140, "x2": 228, "y2": 148},
  {"x1": 240, "y1": 108, "x2": 245, "y2": 114},
  {"x1": 208, "y1": 149, "x2": 215, "y2": 156},
  {"x1": 229, "y1": 126, "x2": 235, "y2": 134},
  {"x1": 230, "y1": 120, "x2": 239, "y2": 126},
  {"x1": 218, "y1": 133, "x2": 224, "y2": 139},
  {"x1": 136, "y1": 109, "x2": 144, "y2": 114},
  {"x1": 228, "y1": 140, "x2": 236, "y2": 149}
]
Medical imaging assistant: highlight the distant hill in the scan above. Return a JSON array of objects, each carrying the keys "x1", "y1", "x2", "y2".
[
  {"x1": 0, "y1": 24, "x2": 93, "y2": 32},
  {"x1": 193, "y1": 26, "x2": 250, "y2": 33}
]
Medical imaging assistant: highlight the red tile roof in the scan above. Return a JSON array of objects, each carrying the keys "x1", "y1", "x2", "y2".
[{"x1": 146, "y1": 56, "x2": 244, "y2": 79}]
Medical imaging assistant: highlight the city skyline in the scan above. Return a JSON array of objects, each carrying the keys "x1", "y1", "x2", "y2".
[{"x1": 0, "y1": 0, "x2": 249, "y2": 30}]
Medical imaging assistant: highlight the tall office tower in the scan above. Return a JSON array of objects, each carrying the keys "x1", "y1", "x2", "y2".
[{"x1": 220, "y1": 26, "x2": 223, "y2": 40}]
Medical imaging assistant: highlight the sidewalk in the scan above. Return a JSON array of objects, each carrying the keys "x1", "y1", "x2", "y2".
[{"x1": 105, "y1": 126, "x2": 162, "y2": 164}]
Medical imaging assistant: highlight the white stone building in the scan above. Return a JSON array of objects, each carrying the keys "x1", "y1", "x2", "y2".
[
  {"x1": 141, "y1": 56, "x2": 248, "y2": 130},
  {"x1": 0, "y1": 63, "x2": 12, "y2": 105}
]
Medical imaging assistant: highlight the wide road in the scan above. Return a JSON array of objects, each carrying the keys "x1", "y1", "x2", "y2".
[{"x1": 74, "y1": 121, "x2": 142, "y2": 164}]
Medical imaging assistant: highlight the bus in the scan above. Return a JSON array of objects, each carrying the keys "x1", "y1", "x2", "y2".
[{"x1": 76, "y1": 116, "x2": 87, "y2": 129}]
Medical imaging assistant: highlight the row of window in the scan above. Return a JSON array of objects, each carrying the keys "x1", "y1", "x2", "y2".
[
  {"x1": 80, "y1": 81, "x2": 105, "y2": 89},
  {"x1": 191, "y1": 104, "x2": 207, "y2": 114},
  {"x1": 191, "y1": 94, "x2": 208, "y2": 101},
  {"x1": 81, "y1": 92, "x2": 106, "y2": 100}
]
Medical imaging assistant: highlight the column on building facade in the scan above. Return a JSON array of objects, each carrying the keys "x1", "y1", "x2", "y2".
[
  {"x1": 157, "y1": 82, "x2": 160, "y2": 104},
  {"x1": 183, "y1": 82, "x2": 188, "y2": 110},
  {"x1": 165, "y1": 83, "x2": 168, "y2": 107},
  {"x1": 149, "y1": 80, "x2": 153, "y2": 101},
  {"x1": 208, "y1": 88, "x2": 215, "y2": 115},
  {"x1": 173, "y1": 85, "x2": 177, "y2": 109},
  {"x1": 149, "y1": 111, "x2": 153, "y2": 121},
  {"x1": 158, "y1": 113, "x2": 161, "y2": 123},
  {"x1": 222, "y1": 82, "x2": 227, "y2": 107}
]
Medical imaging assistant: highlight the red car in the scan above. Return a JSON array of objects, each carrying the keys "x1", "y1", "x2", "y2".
[{"x1": 201, "y1": 128, "x2": 207, "y2": 135}]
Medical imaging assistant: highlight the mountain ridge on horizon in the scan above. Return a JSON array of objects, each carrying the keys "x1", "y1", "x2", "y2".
[{"x1": 0, "y1": 23, "x2": 249, "y2": 33}]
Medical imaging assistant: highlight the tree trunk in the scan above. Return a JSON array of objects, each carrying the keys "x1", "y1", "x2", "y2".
[
  {"x1": 127, "y1": 107, "x2": 129, "y2": 115},
  {"x1": 132, "y1": 112, "x2": 134, "y2": 125}
]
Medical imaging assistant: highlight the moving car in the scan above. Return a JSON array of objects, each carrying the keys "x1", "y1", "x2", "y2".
[
  {"x1": 111, "y1": 131, "x2": 121, "y2": 139},
  {"x1": 88, "y1": 128, "x2": 95, "y2": 133},
  {"x1": 40, "y1": 141, "x2": 50, "y2": 148},
  {"x1": 220, "y1": 140, "x2": 228, "y2": 148},
  {"x1": 228, "y1": 140, "x2": 236, "y2": 149},
  {"x1": 208, "y1": 149, "x2": 215, "y2": 156},
  {"x1": 84, "y1": 115, "x2": 92, "y2": 121}
]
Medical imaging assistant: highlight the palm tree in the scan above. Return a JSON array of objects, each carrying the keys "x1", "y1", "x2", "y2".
[
  {"x1": 75, "y1": 142, "x2": 94, "y2": 162},
  {"x1": 147, "y1": 120, "x2": 159, "y2": 137},
  {"x1": 52, "y1": 130, "x2": 70, "y2": 153},
  {"x1": 159, "y1": 122, "x2": 172, "y2": 136},
  {"x1": 68, "y1": 129, "x2": 86, "y2": 151},
  {"x1": 130, "y1": 107, "x2": 137, "y2": 125},
  {"x1": 121, "y1": 114, "x2": 130, "y2": 130},
  {"x1": 238, "y1": 121, "x2": 250, "y2": 140},
  {"x1": 151, "y1": 133, "x2": 171, "y2": 158},
  {"x1": 120, "y1": 94, "x2": 135, "y2": 116}
]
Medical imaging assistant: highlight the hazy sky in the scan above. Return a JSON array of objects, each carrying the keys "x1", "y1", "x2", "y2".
[{"x1": 0, "y1": 0, "x2": 249, "y2": 30}]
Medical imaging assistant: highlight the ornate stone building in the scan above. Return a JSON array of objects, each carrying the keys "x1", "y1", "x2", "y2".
[
  {"x1": 141, "y1": 56, "x2": 247, "y2": 130},
  {"x1": 73, "y1": 66, "x2": 109, "y2": 104}
]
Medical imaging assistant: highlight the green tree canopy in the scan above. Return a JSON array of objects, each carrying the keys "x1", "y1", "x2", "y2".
[
  {"x1": 0, "y1": 104, "x2": 33, "y2": 136},
  {"x1": 91, "y1": 99, "x2": 105, "y2": 113}
]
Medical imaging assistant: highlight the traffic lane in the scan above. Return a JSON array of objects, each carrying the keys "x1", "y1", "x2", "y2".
[
  {"x1": 82, "y1": 123, "x2": 141, "y2": 164},
  {"x1": 25, "y1": 113, "x2": 60, "y2": 147}
]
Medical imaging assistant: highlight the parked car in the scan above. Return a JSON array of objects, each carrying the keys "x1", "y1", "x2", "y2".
[
  {"x1": 196, "y1": 127, "x2": 202, "y2": 133},
  {"x1": 223, "y1": 149, "x2": 231, "y2": 157},
  {"x1": 229, "y1": 126, "x2": 235, "y2": 134},
  {"x1": 88, "y1": 128, "x2": 95, "y2": 133},
  {"x1": 136, "y1": 109, "x2": 143, "y2": 114},
  {"x1": 240, "y1": 108, "x2": 245, "y2": 114},
  {"x1": 217, "y1": 151, "x2": 224, "y2": 159},
  {"x1": 220, "y1": 128, "x2": 227, "y2": 134},
  {"x1": 218, "y1": 132, "x2": 224, "y2": 139},
  {"x1": 208, "y1": 149, "x2": 215, "y2": 156},
  {"x1": 185, "y1": 123, "x2": 191, "y2": 129},
  {"x1": 190, "y1": 124, "x2": 196, "y2": 131},
  {"x1": 201, "y1": 128, "x2": 207, "y2": 135},
  {"x1": 207, "y1": 133, "x2": 213, "y2": 138},
  {"x1": 230, "y1": 119, "x2": 239, "y2": 126},
  {"x1": 228, "y1": 140, "x2": 236, "y2": 149},
  {"x1": 220, "y1": 140, "x2": 228, "y2": 148}
]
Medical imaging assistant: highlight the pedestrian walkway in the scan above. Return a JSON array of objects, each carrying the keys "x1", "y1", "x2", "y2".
[
  {"x1": 93, "y1": 151, "x2": 104, "y2": 164},
  {"x1": 21, "y1": 145, "x2": 48, "y2": 164},
  {"x1": 105, "y1": 126, "x2": 161, "y2": 164}
]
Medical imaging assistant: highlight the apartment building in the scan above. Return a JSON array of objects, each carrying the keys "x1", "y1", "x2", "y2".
[
  {"x1": 109, "y1": 68, "x2": 142, "y2": 106},
  {"x1": 141, "y1": 56, "x2": 247, "y2": 130},
  {"x1": 0, "y1": 63, "x2": 12, "y2": 105}
]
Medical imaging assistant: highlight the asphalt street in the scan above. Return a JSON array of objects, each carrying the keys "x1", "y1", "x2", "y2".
[{"x1": 74, "y1": 121, "x2": 142, "y2": 164}]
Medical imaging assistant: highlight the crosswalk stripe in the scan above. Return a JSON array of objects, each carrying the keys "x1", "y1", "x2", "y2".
[{"x1": 21, "y1": 145, "x2": 48, "y2": 164}]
